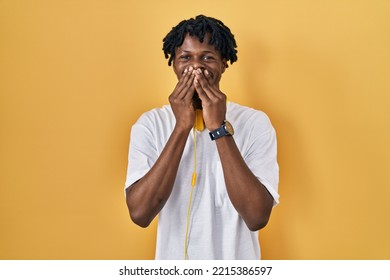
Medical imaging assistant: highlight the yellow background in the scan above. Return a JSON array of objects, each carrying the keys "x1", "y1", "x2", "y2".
[{"x1": 1, "y1": 0, "x2": 389, "y2": 259}]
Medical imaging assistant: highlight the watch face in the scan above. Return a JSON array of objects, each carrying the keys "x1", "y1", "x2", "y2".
[{"x1": 224, "y1": 121, "x2": 234, "y2": 135}]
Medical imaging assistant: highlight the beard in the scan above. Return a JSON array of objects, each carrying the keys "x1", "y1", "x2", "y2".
[{"x1": 192, "y1": 91, "x2": 202, "y2": 110}]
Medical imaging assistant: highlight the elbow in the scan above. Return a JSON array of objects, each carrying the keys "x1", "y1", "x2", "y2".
[
  {"x1": 245, "y1": 213, "x2": 271, "y2": 232},
  {"x1": 126, "y1": 200, "x2": 152, "y2": 228},
  {"x1": 247, "y1": 218, "x2": 269, "y2": 231},
  {"x1": 129, "y1": 209, "x2": 152, "y2": 228},
  {"x1": 126, "y1": 186, "x2": 153, "y2": 228},
  {"x1": 246, "y1": 199, "x2": 274, "y2": 231}
]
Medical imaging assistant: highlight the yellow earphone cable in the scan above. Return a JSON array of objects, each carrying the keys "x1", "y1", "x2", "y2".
[{"x1": 184, "y1": 110, "x2": 202, "y2": 259}]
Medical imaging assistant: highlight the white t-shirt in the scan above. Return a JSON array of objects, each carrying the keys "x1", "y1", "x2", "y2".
[{"x1": 125, "y1": 102, "x2": 279, "y2": 259}]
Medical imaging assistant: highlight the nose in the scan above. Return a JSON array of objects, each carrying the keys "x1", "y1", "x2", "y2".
[{"x1": 191, "y1": 58, "x2": 205, "y2": 70}]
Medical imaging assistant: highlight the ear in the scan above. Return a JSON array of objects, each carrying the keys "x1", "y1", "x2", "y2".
[{"x1": 221, "y1": 58, "x2": 228, "y2": 74}]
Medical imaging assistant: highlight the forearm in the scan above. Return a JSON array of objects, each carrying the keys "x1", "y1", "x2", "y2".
[
  {"x1": 126, "y1": 126, "x2": 191, "y2": 227},
  {"x1": 215, "y1": 136, "x2": 274, "y2": 231}
]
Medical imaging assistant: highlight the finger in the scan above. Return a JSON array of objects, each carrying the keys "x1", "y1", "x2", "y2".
[
  {"x1": 177, "y1": 67, "x2": 192, "y2": 89},
  {"x1": 184, "y1": 68, "x2": 196, "y2": 88},
  {"x1": 204, "y1": 69, "x2": 213, "y2": 83},
  {"x1": 180, "y1": 70, "x2": 196, "y2": 101},
  {"x1": 194, "y1": 69, "x2": 218, "y2": 99},
  {"x1": 194, "y1": 76, "x2": 210, "y2": 102},
  {"x1": 174, "y1": 67, "x2": 194, "y2": 99}
]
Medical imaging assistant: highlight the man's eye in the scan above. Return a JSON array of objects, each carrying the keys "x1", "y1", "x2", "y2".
[
  {"x1": 179, "y1": 55, "x2": 190, "y2": 60},
  {"x1": 203, "y1": 56, "x2": 215, "y2": 61}
]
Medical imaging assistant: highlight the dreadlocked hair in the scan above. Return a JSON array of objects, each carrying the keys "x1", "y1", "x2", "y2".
[{"x1": 162, "y1": 15, "x2": 238, "y2": 67}]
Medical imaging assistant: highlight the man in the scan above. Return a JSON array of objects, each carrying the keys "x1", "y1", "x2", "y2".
[{"x1": 125, "y1": 15, "x2": 279, "y2": 260}]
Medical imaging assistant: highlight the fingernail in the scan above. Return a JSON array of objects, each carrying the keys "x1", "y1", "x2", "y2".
[
  {"x1": 204, "y1": 70, "x2": 209, "y2": 75},
  {"x1": 188, "y1": 66, "x2": 193, "y2": 71},
  {"x1": 196, "y1": 69, "x2": 202, "y2": 74}
]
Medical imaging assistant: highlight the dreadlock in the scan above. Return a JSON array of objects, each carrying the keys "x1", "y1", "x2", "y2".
[{"x1": 162, "y1": 15, "x2": 238, "y2": 67}]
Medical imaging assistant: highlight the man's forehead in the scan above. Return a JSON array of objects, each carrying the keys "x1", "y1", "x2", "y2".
[
  {"x1": 183, "y1": 32, "x2": 211, "y2": 42},
  {"x1": 176, "y1": 33, "x2": 218, "y2": 52}
]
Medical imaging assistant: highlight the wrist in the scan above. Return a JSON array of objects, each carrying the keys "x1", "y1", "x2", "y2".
[
  {"x1": 173, "y1": 123, "x2": 193, "y2": 135},
  {"x1": 206, "y1": 118, "x2": 225, "y2": 131}
]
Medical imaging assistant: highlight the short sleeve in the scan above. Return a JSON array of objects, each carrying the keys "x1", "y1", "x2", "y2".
[
  {"x1": 124, "y1": 116, "x2": 158, "y2": 192},
  {"x1": 243, "y1": 113, "x2": 280, "y2": 206}
]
